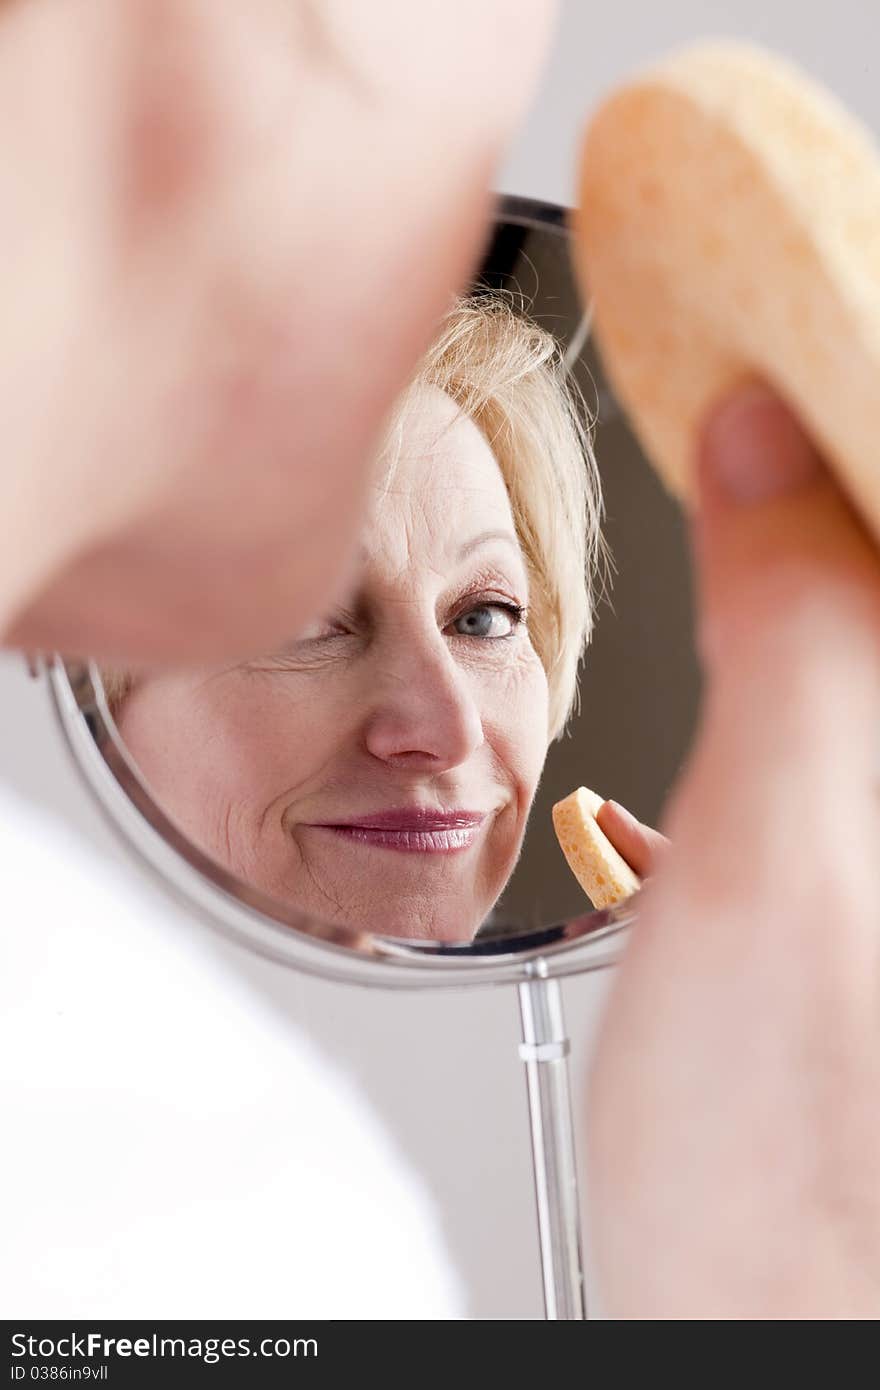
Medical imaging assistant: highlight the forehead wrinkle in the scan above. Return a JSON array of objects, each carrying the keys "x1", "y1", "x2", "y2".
[
  {"x1": 365, "y1": 385, "x2": 519, "y2": 586},
  {"x1": 366, "y1": 484, "x2": 516, "y2": 590}
]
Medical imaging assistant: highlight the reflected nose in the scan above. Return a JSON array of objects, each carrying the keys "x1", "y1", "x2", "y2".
[{"x1": 363, "y1": 637, "x2": 484, "y2": 771}]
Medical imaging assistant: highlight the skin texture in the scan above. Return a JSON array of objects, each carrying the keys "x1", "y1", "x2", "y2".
[
  {"x1": 116, "y1": 388, "x2": 549, "y2": 940},
  {"x1": 0, "y1": 0, "x2": 558, "y2": 663}
]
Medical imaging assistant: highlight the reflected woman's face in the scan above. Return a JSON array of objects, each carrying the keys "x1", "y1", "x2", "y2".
[{"x1": 117, "y1": 387, "x2": 550, "y2": 939}]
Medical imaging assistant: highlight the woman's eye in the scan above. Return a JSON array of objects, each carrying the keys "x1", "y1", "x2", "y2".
[{"x1": 452, "y1": 603, "x2": 524, "y2": 640}]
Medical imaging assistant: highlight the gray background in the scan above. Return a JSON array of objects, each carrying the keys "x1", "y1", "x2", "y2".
[{"x1": 2, "y1": 0, "x2": 877, "y2": 1318}]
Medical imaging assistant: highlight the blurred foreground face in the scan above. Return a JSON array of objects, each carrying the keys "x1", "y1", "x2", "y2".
[{"x1": 0, "y1": 0, "x2": 557, "y2": 664}]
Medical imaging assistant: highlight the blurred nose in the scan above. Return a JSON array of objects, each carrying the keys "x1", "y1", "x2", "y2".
[{"x1": 363, "y1": 629, "x2": 484, "y2": 772}]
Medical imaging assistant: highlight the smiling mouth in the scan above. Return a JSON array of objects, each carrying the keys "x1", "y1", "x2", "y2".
[{"x1": 306, "y1": 809, "x2": 486, "y2": 855}]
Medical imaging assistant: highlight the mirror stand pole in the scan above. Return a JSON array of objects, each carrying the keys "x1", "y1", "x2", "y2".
[{"x1": 517, "y1": 968, "x2": 586, "y2": 1320}]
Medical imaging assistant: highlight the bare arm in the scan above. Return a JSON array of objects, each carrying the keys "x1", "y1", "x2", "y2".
[{"x1": 588, "y1": 382, "x2": 880, "y2": 1318}]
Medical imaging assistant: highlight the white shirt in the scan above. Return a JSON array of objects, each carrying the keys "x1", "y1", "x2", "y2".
[{"x1": 0, "y1": 784, "x2": 462, "y2": 1318}]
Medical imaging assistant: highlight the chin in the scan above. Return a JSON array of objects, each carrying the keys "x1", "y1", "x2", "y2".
[
  {"x1": 363, "y1": 862, "x2": 516, "y2": 942},
  {"x1": 374, "y1": 917, "x2": 479, "y2": 944},
  {"x1": 353, "y1": 893, "x2": 487, "y2": 944},
  {"x1": 289, "y1": 843, "x2": 511, "y2": 942}
]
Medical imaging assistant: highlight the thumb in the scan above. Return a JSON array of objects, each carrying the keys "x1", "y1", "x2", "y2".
[{"x1": 692, "y1": 381, "x2": 880, "y2": 785}]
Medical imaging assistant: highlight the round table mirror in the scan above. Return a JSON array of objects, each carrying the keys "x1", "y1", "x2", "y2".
[{"x1": 45, "y1": 193, "x2": 700, "y2": 1318}]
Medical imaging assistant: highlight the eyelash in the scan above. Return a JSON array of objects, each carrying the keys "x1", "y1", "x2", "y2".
[{"x1": 450, "y1": 600, "x2": 527, "y2": 637}]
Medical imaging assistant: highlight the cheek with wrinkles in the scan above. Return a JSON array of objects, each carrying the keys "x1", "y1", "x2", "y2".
[
  {"x1": 124, "y1": 671, "x2": 357, "y2": 859},
  {"x1": 474, "y1": 644, "x2": 549, "y2": 794},
  {"x1": 473, "y1": 639, "x2": 548, "y2": 720}
]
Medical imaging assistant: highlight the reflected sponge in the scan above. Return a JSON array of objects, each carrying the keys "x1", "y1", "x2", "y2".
[{"x1": 552, "y1": 787, "x2": 640, "y2": 911}]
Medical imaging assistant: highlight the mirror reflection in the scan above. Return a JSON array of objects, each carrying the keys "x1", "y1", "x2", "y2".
[{"x1": 95, "y1": 214, "x2": 700, "y2": 944}]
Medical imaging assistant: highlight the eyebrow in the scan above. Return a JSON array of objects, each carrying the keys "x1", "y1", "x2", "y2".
[{"x1": 457, "y1": 529, "x2": 521, "y2": 561}]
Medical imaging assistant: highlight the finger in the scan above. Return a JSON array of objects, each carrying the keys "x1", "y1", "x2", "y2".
[
  {"x1": 657, "y1": 381, "x2": 880, "y2": 981},
  {"x1": 596, "y1": 799, "x2": 668, "y2": 878},
  {"x1": 693, "y1": 380, "x2": 880, "y2": 790},
  {"x1": 0, "y1": 1, "x2": 560, "y2": 664}
]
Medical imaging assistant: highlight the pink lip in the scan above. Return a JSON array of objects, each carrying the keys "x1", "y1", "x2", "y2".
[
  {"x1": 307, "y1": 808, "x2": 486, "y2": 855},
  {"x1": 317, "y1": 808, "x2": 485, "y2": 831}
]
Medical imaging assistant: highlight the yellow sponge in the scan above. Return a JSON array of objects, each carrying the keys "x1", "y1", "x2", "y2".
[
  {"x1": 575, "y1": 41, "x2": 880, "y2": 541},
  {"x1": 552, "y1": 787, "x2": 640, "y2": 910}
]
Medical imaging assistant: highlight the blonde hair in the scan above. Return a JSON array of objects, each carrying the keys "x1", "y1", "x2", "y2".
[
  {"x1": 100, "y1": 668, "x2": 133, "y2": 715},
  {"x1": 383, "y1": 293, "x2": 604, "y2": 741},
  {"x1": 103, "y1": 294, "x2": 605, "y2": 740}
]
